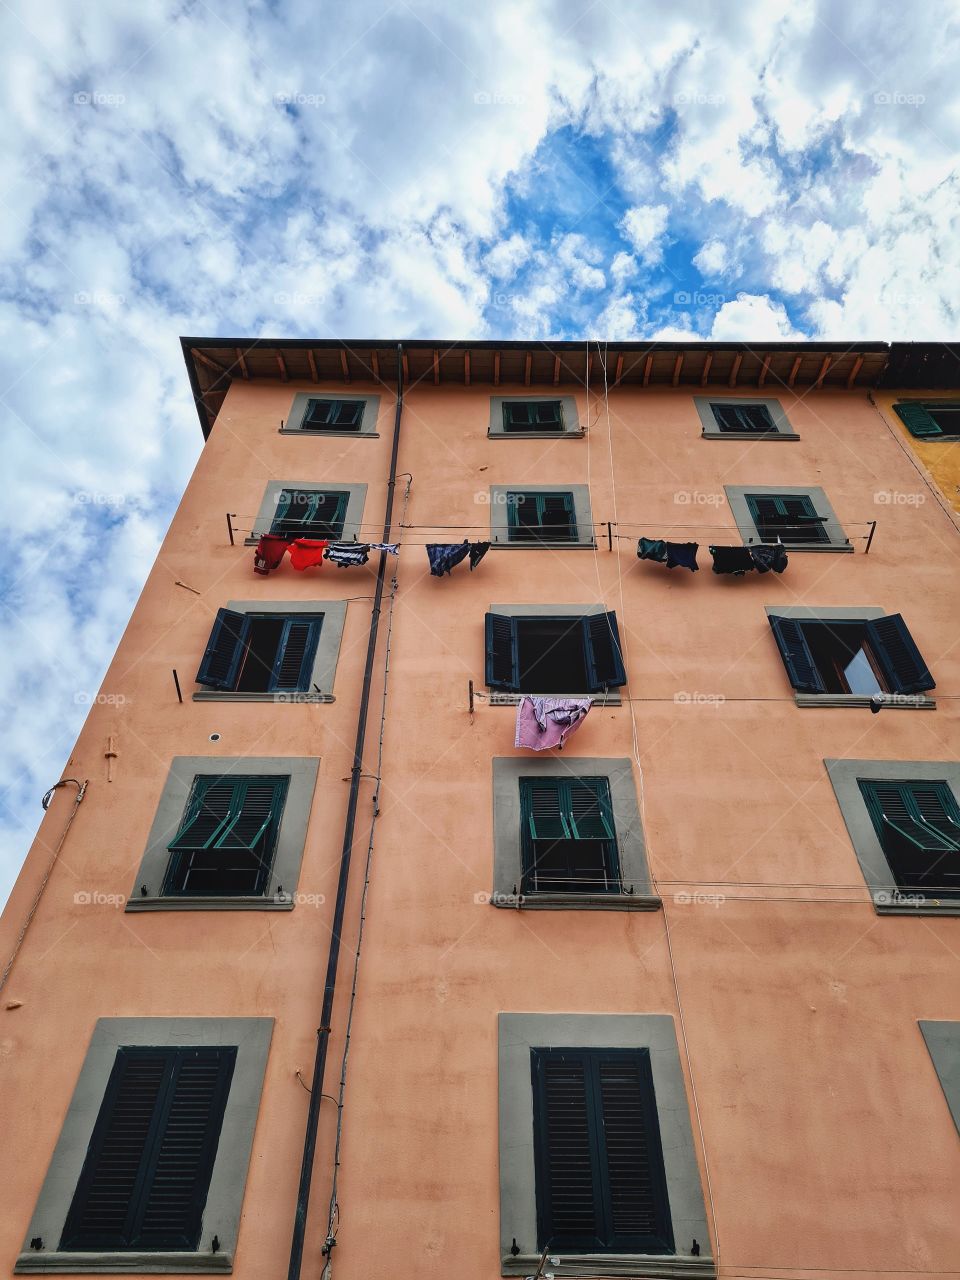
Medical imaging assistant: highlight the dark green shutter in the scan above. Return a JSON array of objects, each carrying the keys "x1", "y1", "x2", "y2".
[
  {"x1": 712, "y1": 403, "x2": 773, "y2": 432},
  {"x1": 582, "y1": 612, "x2": 627, "y2": 690},
  {"x1": 524, "y1": 778, "x2": 571, "y2": 839},
  {"x1": 767, "y1": 616, "x2": 826, "y2": 693},
  {"x1": 270, "y1": 619, "x2": 321, "y2": 691},
  {"x1": 859, "y1": 780, "x2": 960, "y2": 895},
  {"x1": 864, "y1": 614, "x2": 935, "y2": 693},
  {"x1": 166, "y1": 776, "x2": 288, "y2": 896},
  {"x1": 196, "y1": 609, "x2": 250, "y2": 690},
  {"x1": 168, "y1": 779, "x2": 235, "y2": 851},
  {"x1": 540, "y1": 492, "x2": 577, "y2": 541},
  {"x1": 61, "y1": 1046, "x2": 235, "y2": 1250},
  {"x1": 485, "y1": 613, "x2": 519, "y2": 690},
  {"x1": 893, "y1": 402, "x2": 942, "y2": 438},
  {"x1": 568, "y1": 778, "x2": 615, "y2": 839}
]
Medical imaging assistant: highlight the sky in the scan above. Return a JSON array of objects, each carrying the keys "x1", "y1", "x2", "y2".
[{"x1": 1, "y1": 0, "x2": 958, "y2": 906}]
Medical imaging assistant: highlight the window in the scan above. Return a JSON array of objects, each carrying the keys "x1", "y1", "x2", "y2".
[
  {"x1": 489, "y1": 395, "x2": 582, "y2": 438},
  {"x1": 301, "y1": 398, "x2": 364, "y2": 430},
  {"x1": 164, "y1": 774, "x2": 288, "y2": 896},
  {"x1": 16, "y1": 1017, "x2": 272, "y2": 1273},
  {"x1": 197, "y1": 609, "x2": 323, "y2": 694},
  {"x1": 520, "y1": 776, "x2": 619, "y2": 893},
  {"x1": 695, "y1": 396, "x2": 797, "y2": 440},
  {"x1": 270, "y1": 488, "x2": 348, "y2": 538},
  {"x1": 498, "y1": 1013, "x2": 712, "y2": 1277},
  {"x1": 509, "y1": 491, "x2": 577, "y2": 543},
  {"x1": 919, "y1": 1022, "x2": 960, "y2": 1138},
  {"x1": 825, "y1": 758, "x2": 960, "y2": 916},
  {"x1": 894, "y1": 401, "x2": 960, "y2": 440},
  {"x1": 127, "y1": 756, "x2": 319, "y2": 911},
  {"x1": 768, "y1": 611, "x2": 935, "y2": 700},
  {"x1": 858, "y1": 780, "x2": 960, "y2": 898},
  {"x1": 532, "y1": 1048, "x2": 673, "y2": 1255},
  {"x1": 724, "y1": 485, "x2": 849, "y2": 551},
  {"x1": 485, "y1": 609, "x2": 626, "y2": 694}
]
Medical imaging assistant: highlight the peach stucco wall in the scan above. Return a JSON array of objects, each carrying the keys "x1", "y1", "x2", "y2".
[{"x1": 1, "y1": 373, "x2": 958, "y2": 1279}]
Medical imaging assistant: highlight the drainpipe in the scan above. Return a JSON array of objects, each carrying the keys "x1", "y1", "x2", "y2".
[{"x1": 287, "y1": 343, "x2": 404, "y2": 1280}]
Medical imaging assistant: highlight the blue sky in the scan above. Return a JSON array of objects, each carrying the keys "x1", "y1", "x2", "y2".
[{"x1": 1, "y1": 0, "x2": 959, "y2": 905}]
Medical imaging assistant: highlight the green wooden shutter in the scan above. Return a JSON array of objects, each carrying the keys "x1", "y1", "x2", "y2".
[
  {"x1": 539, "y1": 492, "x2": 577, "y2": 541},
  {"x1": 767, "y1": 616, "x2": 826, "y2": 693},
  {"x1": 216, "y1": 778, "x2": 287, "y2": 854},
  {"x1": 893, "y1": 402, "x2": 943, "y2": 438},
  {"x1": 168, "y1": 778, "x2": 236, "y2": 850},
  {"x1": 864, "y1": 614, "x2": 935, "y2": 693},
  {"x1": 567, "y1": 778, "x2": 615, "y2": 839},
  {"x1": 523, "y1": 778, "x2": 572, "y2": 840},
  {"x1": 503, "y1": 402, "x2": 533, "y2": 430},
  {"x1": 270, "y1": 619, "x2": 321, "y2": 691},
  {"x1": 485, "y1": 612, "x2": 519, "y2": 689},
  {"x1": 582, "y1": 612, "x2": 627, "y2": 690},
  {"x1": 196, "y1": 609, "x2": 250, "y2": 690}
]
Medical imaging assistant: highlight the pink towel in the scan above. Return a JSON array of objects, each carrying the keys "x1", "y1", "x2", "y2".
[{"x1": 515, "y1": 696, "x2": 592, "y2": 750}]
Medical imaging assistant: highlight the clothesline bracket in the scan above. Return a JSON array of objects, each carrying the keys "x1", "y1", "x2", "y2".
[
  {"x1": 226, "y1": 513, "x2": 237, "y2": 547},
  {"x1": 172, "y1": 669, "x2": 183, "y2": 705},
  {"x1": 606, "y1": 521, "x2": 614, "y2": 552},
  {"x1": 864, "y1": 519, "x2": 877, "y2": 554},
  {"x1": 468, "y1": 679, "x2": 474, "y2": 716}
]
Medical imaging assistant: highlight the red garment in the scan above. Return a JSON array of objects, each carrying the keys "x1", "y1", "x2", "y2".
[
  {"x1": 288, "y1": 538, "x2": 329, "y2": 571},
  {"x1": 253, "y1": 535, "x2": 290, "y2": 576}
]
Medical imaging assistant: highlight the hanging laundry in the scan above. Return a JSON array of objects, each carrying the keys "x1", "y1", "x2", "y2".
[
  {"x1": 426, "y1": 541, "x2": 488, "y2": 576},
  {"x1": 371, "y1": 542, "x2": 400, "y2": 556},
  {"x1": 324, "y1": 542, "x2": 372, "y2": 568},
  {"x1": 666, "y1": 542, "x2": 699, "y2": 572},
  {"x1": 515, "y1": 695, "x2": 592, "y2": 751},
  {"x1": 709, "y1": 545, "x2": 756, "y2": 576},
  {"x1": 288, "y1": 539, "x2": 329, "y2": 571},
  {"x1": 749, "y1": 543, "x2": 788, "y2": 574},
  {"x1": 637, "y1": 537, "x2": 667, "y2": 563},
  {"x1": 253, "y1": 535, "x2": 290, "y2": 576},
  {"x1": 468, "y1": 541, "x2": 491, "y2": 571}
]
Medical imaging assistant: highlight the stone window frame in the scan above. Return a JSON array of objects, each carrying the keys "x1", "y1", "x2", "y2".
[
  {"x1": 491, "y1": 757, "x2": 659, "y2": 911},
  {"x1": 498, "y1": 1012, "x2": 714, "y2": 1279},
  {"x1": 193, "y1": 599, "x2": 348, "y2": 703},
  {"x1": 488, "y1": 394, "x2": 583, "y2": 438},
  {"x1": 245, "y1": 480, "x2": 367, "y2": 544},
  {"x1": 724, "y1": 484, "x2": 851, "y2": 552},
  {"x1": 824, "y1": 758, "x2": 960, "y2": 916},
  {"x1": 280, "y1": 390, "x2": 381, "y2": 437},
  {"x1": 694, "y1": 395, "x2": 799, "y2": 440},
  {"x1": 126, "y1": 755, "x2": 319, "y2": 912},
  {"x1": 485, "y1": 603, "x2": 623, "y2": 706},
  {"x1": 764, "y1": 605, "x2": 936, "y2": 710},
  {"x1": 919, "y1": 1021, "x2": 960, "y2": 1137},
  {"x1": 489, "y1": 484, "x2": 596, "y2": 550},
  {"x1": 15, "y1": 1016, "x2": 273, "y2": 1274}
]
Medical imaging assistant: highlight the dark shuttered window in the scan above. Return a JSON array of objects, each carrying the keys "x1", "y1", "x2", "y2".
[
  {"x1": 768, "y1": 613, "x2": 934, "y2": 696},
  {"x1": 531, "y1": 1048, "x2": 673, "y2": 1254},
  {"x1": 520, "y1": 776, "x2": 619, "y2": 893},
  {"x1": 164, "y1": 774, "x2": 288, "y2": 896},
  {"x1": 270, "y1": 488, "x2": 349, "y2": 538},
  {"x1": 710, "y1": 403, "x2": 775, "y2": 433},
  {"x1": 60, "y1": 1045, "x2": 235, "y2": 1251},
  {"x1": 301, "y1": 399, "x2": 364, "y2": 430},
  {"x1": 502, "y1": 400, "x2": 564, "y2": 432},
  {"x1": 484, "y1": 612, "x2": 626, "y2": 694},
  {"x1": 745, "y1": 492, "x2": 829, "y2": 544},
  {"x1": 196, "y1": 608, "x2": 322, "y2": 693},
  {"x1": 893, "y1": 401, "x2": 960, "y2": 439},
  {"x1": 507, "y1": 491, "x2": 578, "y2": 543},
  {"x1": 859, "y1": 779, "x2": 960, "y2": 898}
]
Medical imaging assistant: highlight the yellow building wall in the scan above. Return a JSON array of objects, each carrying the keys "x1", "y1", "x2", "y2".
[{"x1": 872, "y1": 389, "x2": 960, "y2": 514}]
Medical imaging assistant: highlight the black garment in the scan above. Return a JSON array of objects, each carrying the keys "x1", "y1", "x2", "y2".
[
  {"x1": 749, "y1": 543, "x2": 788, "y2": 574},
  {"x1": 666, "y1": 541, "x2": 699, "y2": 571},
  {"x1": 710, "y1": 545, "x2": 756, "y2": 576},
  {"x1": 637, "y1": 537, "x2": 667, "y2": 563},
  {"x1": 427, "y1": 542, "x2": 470, "y2": 576},
  {"x1": 469, "y1": 541, "x2": 491, "y2": 570}
]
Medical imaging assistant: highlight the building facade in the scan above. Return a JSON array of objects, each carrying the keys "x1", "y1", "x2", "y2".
[{"x1": 1, "y1": 339, "x2": 959, "y2": 1280}]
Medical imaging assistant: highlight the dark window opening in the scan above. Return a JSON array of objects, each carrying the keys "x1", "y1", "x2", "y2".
[
  {"x1": 235, "y1": 617, "x2": 287, "y2": 692},
  {"x1": 196, "y1": 609, "x2": 322, "y2": 694},
  {"x1": 768, "y1": 612, "x2": 935, "y2": 697},
  {"x1": 520, "y1": 777, "x2": 620, "y2": 894},
  {"x1": 486, "y1": 611, "x2": 627, "y2": 694},
  {"x1": 301, "y1": 399, "x2": 363, "y2": 430},
  {"x1": 894, "y1": 401, "x2": 960, "y2": 439},
  {"x1": 270, "y1": 489, "x2": 348, "y2": 539},
  {"x1": 508, "y1": 491, "x2": 578, "y2": 543},
  {"x1": 745, "y1": 493, "x2": 829, "y2": 544},
  {"x1": 711, "y1": 403, "x2": 776, "y2": 433},
  {"x1": 859, "y1": 779, "x2": 960, "y2": 898},
  {"x1": 518, "y1": 619, "x2": 590, "y2": 693},
  {"x1": 502, "y1": 400, "x2": 564, "y2": 432},
  {"x1": 164, "y1": 774, "x2": 288, "y2": 897},
  {"x1": 801, "y1": 622, "x2": 886, "y2": 695},
  {"x1": 60, "y1": 1045, "x2": 236, "y2": 1251}
]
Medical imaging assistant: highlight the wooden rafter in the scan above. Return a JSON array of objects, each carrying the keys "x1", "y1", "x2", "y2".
[
  {"x1": 846, "y1": 354, "x2": 864, "y2": 389},
  {"x1": 234, "y1": 348, "x2": 249, "y2": 379},
  {"x1": 700, "y1": 352, "x2": 713, "y2": 386},
  {"x1": 340, "y1": 350, "x2": 351, "y2": 383},
  {"x1": 402, "y1": 352, "x2": 409, "y2": 385},
  {"x1": 815, "y1": 354, "x2": 831, "y2": 389},
  {"x1": 307, "y1": 349, "x2": 318, "y2": 382},
  {"x1": 432, "y1": 349, "x2": 440, "y2": 385},
  {"x1": 494, "y1": 351, "x2": 500, "y2": 386},
  {"x1": 371, "y1": 350, "x2": 380, "y2": 382},
  {"x1": 643, "y1": 354, "x2": 653, "y2": 387},
  {"x1": 586, "y1": 353, "x2": 593, "y2": 386},
  {"x1": 672, "y1": 353, "x2": 683, "y2": 387},
  {"x1": 524, "y1": 352, "x2": 532, "y2": 386},
  {"x1": 276, "y1": 354, "x2": 288, "y2": 382},
  {"x1": 728, "y1": 353, "x2": 742, "y2": 388},
  {"x1": 191, "y1": 349, "x2": 229, "y2": 375},
  {"x1": 788, "y1": 355, "x2": 802, "y2": 387},
  {"x1": 553, "y1": 355, "x2": 561, "y2": 385},
  {"x1": 758, "y1": 354, "x2": 771, "y2": 388},
  {"x1": 614, "y1": 353, "x2": 624, "y2": 386},
  {"x1": 464, "y1": 351, "x2": 470, "y2": 385}
]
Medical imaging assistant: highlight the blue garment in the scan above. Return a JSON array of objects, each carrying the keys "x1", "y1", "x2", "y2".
[
  {"x1": 666, "y1": 542, "x2": 699, "y2": 571},
  {"x1": 427, "y1": 542, "x2": 471, "y2": 576},
  {"x1": 637, "y1": 537, "x2": 667, "y2": 562}
]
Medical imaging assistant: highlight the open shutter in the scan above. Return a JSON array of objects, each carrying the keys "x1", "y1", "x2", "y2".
[
  {"x1": 912, "y1": 783, "x2": 960, "y2": 844},
  {"x1": 767, "y1": 616, "x2": 825, "y2": 693},
  {"x1": 485, "y1": 612, "x2": 519, "y2": 690},
  {"x1": 568, "y1": 779, "x2": 615, "y2": 840},
  {"x1": 524, "y1": 778, "x2": 571, "y2": 840},
  {"x1": 168, "y1": 779, "x2": 236, "y2": 851},
  {"x1": 893, "y1": 402, "x2": 942, "y2": 438},
  {"x1": 503, "y1": 402, "x2": 533, "y2": 430},
  {"x1": 532, "y1": 1051, "x2": 603, "y2": 1251},
  {"x1": 865, "y1": 614, "x2": 935, "y2": 693},
  {"x1": 196, "y1": 609, "x2": 249, "y2": 690},
  {"x1": 535, "y1": 401, "x2": 563, "y2": 428},
  {"x1": 217, "y1": 778, "x2": 286, "y2": 854},
  {"x1": 582, "y1": 612, "x2": 626, "y2": 691},
  {"x1": 335, "y1": 400, "x2": 363, "y2": 428},
  {"x1": 540, "y1": 492, "x2": 577, "y2": 540},
  {"x1": 270, "y1": 619, "x2": 320, "y2": 691}
]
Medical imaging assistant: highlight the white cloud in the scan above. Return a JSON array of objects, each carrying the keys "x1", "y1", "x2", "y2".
[
  {"x1": 620, "y1": 204, "x2": 669, "y2": 264},
  {"x1": 692, "y1": 238, "x2": 728, "y2": 277},
  {"x1": 709, "y1": 292, "x2": 805, "y2": 340}
]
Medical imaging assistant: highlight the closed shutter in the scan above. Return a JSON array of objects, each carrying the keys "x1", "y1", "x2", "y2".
[
  {"x1": 60, "y1": 1046, "x2": 236, "y2": 1251},
  {"x1": 767, "y1": 616, "x2": 826, "y2": 693},
  {"x1": 893, "y1": 402, "x2": 942, "y2": 438},
  {"x1": 485, "y1": 613, "x2": 519, "y2": 690},
  {"x1": 503, "y1": 402, "x2": 534, "y2": 430},
  {"x1": 531, "y1": 1048, "x2": 673, "y2": 1254},
  {"x1": 582, "y1": 612, "x2": 626, "y2": 691},
  {"x1": 303, "y1": 399, "x2": 363, "y2": 429},
  {"x1": 539, "y1": 492, "x2": 577, "y2": 541},
  {"x1": 712, "y1": 403, "x2": 773, "y2": 432},
  {"x1": 864, "y1": 614, "x2": 935, "y2": 693},
  {"x1": 536, "y1": 401, "x2": 563, "y2": 427},
  {"x1": 196, "y1": 609, "x2": 250, "y2": 690},
  {"x1": 270, "y1": 619, "x2": 321, "y2": 691}
]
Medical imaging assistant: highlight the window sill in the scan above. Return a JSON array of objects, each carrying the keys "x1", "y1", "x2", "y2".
[
  {"x1": 126, "y1": 895, "x2": 295, "y2": 912},
  {"x1": 278, "y1": 427, "x2": 379, "y2": 438},
  {"x1": 490, "y1": 891, "x2": 660, "y2": 911},
  {"x1": 486, "y1": 690, "x2": 622, "y2": 706},
  {"x1": 491, "y1": 541, "x2": 598, "y2": 551},
  {"x1": 748, "y1": 541, "x2": 853, "y2": 553},
  {"x1": 502, "y1": 1253, "x2": 714, "y2": 1278},
  {"x1": 702, "y1": 430, "x2": 799, "y2": 441},
  {"x1": 872, "y1": 892, "x2": 960, "y2": 916},
  {"x1": 488, "y1": 430, "x2": 585, "y2": 439},
  {"x1": 192, "y1": 692, "x2": 335, "y2": 703},
  {"x1": 15, "y1": 1251, "x2": 232, "y2": 1274},
  {"x1": 795, "y1": 693, "x2": 935, "y2": 710}
]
